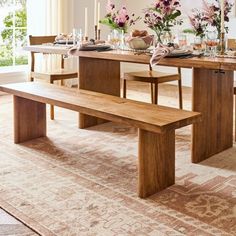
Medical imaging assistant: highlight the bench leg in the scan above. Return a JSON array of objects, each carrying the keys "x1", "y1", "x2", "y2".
[
  {"x1": 14, "y1": 96, "x2": 46, "y2": 144},
  {"x1": 138, "y1": 129, "x2": 175, "y2": 198}
]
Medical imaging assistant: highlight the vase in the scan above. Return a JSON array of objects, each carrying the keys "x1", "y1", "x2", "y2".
[
  {"x1": 108, "y1": 29, "x2": 121, "y2": 49},
  {"x1": 108, "y1": 29, "x2": 126, "y2": 50},
  {"x1": 154, "y1": 30, "x2": 173, "y2": 45}
]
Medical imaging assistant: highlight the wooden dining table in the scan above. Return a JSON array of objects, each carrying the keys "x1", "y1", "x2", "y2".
[{"x1": 24, "y1": 45, "x2": 236, "y2": 164}]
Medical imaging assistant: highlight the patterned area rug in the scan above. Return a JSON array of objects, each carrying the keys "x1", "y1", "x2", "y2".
[{"x1": 0, "y1": 87, "x2": 236, "y2": 236}]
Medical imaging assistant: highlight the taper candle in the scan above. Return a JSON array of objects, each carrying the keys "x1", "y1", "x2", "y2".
[
  {"x1": 84, "y1": 7, "x2": 88, "y2": 37},
  {"x1": 97, "y1": 2, "x2": 101, "y2": 30},
  {"x1": 94, "y1": 0, "x2": 97, "y2": 26},
  {"x1": 221, "y1": 0, "x2": 225, "y2": 33}
]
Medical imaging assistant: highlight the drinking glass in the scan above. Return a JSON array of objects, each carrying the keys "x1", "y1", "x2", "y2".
[
  {"x1": 178, "y1": 34, "x2": 187, "y2": 49},
  {"x1": 193, "y1": 36, "x2": 203, "y2": 53},
  {"x1": 205, "y1": 31, "x2": 218, "y2": 57}
]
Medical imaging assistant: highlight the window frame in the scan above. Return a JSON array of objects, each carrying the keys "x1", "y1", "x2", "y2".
[{"x1": 0, "y1": 0, "x2": 27, "y2": 68}]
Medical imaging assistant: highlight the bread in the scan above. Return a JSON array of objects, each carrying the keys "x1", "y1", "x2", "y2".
[{"x1": 132, "y1": 30, "x2": 148, "y2": 37}]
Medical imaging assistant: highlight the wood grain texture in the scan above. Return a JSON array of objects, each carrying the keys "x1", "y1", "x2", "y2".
[
  {"x1": 77, "y1": 50, "x2": 225, "y2": 70},
  {"x1": 123, "y1": 67, "x2": 182, "y2": 108},
  {"x1": 1, "y1": 82, "x2": 201, "y2": 198},
  {"x1": 234, "y1": 83, "x2": 236, "y2": 142},
  {"x1": 192, "y1": 69, "x2": 234, "y2": 163},
  {"x1": 0, "y1": 83, "x2": 201, "y2": 135},
  {"x1": 14, "y1": 96, "x2": 46, "y2": 144},
  {"x1": 79, "y1": 57, "x2": 121, "y2": 128},
  {"x1": 138, "y1": 129, "x2": 175, "y2": 198},
  {"x1": 24, "y1": 45, "x2": 236, "y2": 71}
]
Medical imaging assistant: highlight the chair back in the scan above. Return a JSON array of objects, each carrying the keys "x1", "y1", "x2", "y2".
[
  {"x1": 29, "y1": 35, "x2": 64, "y2": 72},
  {"x1": 29, "y1": 35, "x2": 56, "y2": 46},
  {"x1": 227, "y1": 39, "x2": 236, "y2": 50}
]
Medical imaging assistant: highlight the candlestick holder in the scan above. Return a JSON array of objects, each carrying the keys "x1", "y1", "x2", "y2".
[
  {"x1": 220, "y1": 32, "x2": 225, "y2": 55},
  {"x1": 98, "y1": 29, "x2": 101, "y2": 40},
  {"x1": 94, "y1": 25, "x2": 98, "y2": 40}
]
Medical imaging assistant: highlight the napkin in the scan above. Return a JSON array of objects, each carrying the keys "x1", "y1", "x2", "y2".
[
  {"x1": 69, "y1": 46, "x2": 79, "y2": 56},
  {"x1": 150, "y1": 43, "x2": 176, "y2": 67}
]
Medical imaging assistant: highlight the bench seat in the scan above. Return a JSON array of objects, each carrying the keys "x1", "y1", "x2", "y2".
[{"x1": 0, "y1": 82, "x2": 201, "y2": 198}]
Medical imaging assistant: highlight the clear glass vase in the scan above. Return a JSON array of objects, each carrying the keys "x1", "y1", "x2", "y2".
[
  {"x1": 107, "y1": 29, "x2": 126, "y2": 50},
  {"x1": 154, "y1": 30, "x2": 173, "y2": 45}
]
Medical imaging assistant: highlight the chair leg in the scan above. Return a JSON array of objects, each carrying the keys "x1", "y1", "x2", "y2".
[
  {"x1": 178, "y1": 79, "x2": 183, "y2": 109},
  {"x1": 154, "y1": 83, "x2": 158, "y2": 105},
  {"x1": 150, "y1": 83, "x2": 154, "y2": 103},
  {"x1": 50, "y1": 79, "x2": 55, "y2": 120},
  {"x1": 123, "y1": 79, "x2": 127, "y2": 98},
  {"x1": 235, "y1": 95, "x2": 236, "y2": 142}
]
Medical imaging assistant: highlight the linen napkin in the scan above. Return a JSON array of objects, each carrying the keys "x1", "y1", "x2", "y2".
[{"x1": 150, "y1": 43, "x2": 176, "y2": 67}]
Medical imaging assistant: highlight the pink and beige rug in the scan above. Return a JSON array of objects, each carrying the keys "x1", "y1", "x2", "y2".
[{"x1": 0, "y1": 86, "x2": 235, "y2": 236}]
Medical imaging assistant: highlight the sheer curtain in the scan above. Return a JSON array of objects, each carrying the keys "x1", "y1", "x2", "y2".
[
  {"x1": 27, "y1": 0, "x2": 75, "y2": 35},
  {"x1": 27, "y1": 0, "x2": 77, "y2": 85}
]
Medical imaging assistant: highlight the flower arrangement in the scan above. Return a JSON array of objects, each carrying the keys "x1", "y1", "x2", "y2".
[
  {"x1": 143, "y1": 0, "x2": 182, "y2": 43},
  {"x1": 187, "y1": 0, "x2": 233, "y2": 39},
  {"x1": 99, "y1": 0, "x2": 140, "y2": 33},
  {"x1": 187, "y1": 9, "x2": 208, "y2": 39},
  {"x1": 202, "y1": 0, "x2": 233, "y2": 38}
]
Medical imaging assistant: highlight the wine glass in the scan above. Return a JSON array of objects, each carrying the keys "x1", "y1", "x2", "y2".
[{"x1": 205, "y1": 31, "x2": 218, "y2": 57}]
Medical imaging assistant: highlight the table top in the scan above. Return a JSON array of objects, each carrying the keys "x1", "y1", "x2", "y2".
[
  {"x1": 23, "y1": 45, "x2": 71, "y2": 55},
  {"x1": 24, "y1": 45, "x2": 236, "y2": 70}
]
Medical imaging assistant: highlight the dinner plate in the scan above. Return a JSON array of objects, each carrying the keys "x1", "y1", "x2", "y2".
[
  {"x1": 79, "y1": 44, "x2": 112, "y2": 51},
  {"x1": 166, "y1": 50, "x2": 193, "y2": 58},
  {"x1": 55, "y1": 40, "x2": 74, "y2": 45}
]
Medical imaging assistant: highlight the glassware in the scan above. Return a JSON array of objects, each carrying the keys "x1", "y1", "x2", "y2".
[
  {"x1": 77, "y1": 29, "x2": 83, "y2": 47},
  {"x1": 108, "y1": 29, "x2": 121, "y2": 49},
  {"x1": 161, "y1": 31, "x2": 174, "y2": 45},
  {"x1": 72, "y1": 28, "x2": 78, "y2": 46},
  {"x1": 193, "y1": 36, "x2": 203, "y2": 53},
  {"x1": 205, "y1": 31, "x2": 218, "y2": 57},
  {"x1": 178, "y1": 34, "x2": 187, "y2": 49}
]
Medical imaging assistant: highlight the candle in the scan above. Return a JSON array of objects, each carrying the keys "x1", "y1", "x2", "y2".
[
  {"x1": 84, "y1": 7, "x2": 88, "y2": 37},
  {"x1": 94, "y1": 0, "x2": 97, "y2": 26},
  {"x1": 221, "y1": 0, "x2": 225, "y2": 33},
  {"x1": 97, "y1": 2, "x2": 101, "y2": 30}
]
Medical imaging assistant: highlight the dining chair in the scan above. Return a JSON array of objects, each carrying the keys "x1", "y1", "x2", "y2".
[
  {"x1": 227, "y1": 38, "x2": 236, "y2": 50},
  {"x1": 29, "y1": 35, "x2": 78, "y2": 120},
  {"x1": 234, "y1": 82, "x2": 236, "y2": 141},
  {"x1": 123, "y1": 65, "x2": 183, "y2": 109}
]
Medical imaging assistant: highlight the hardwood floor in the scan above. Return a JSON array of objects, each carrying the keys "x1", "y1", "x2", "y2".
[{"x1": 0, "y1": 209, "x2": 37, "y2": 235}]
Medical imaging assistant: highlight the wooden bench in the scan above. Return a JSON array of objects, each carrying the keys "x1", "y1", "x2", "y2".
[{"x1": 0, "y1": 82, "x2": 201, "y2": 198}]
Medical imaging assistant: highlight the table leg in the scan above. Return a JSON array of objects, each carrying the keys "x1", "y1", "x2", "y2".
[
  {"x1": 138, "y1": 129, "x2": 175, "y2": 198},
  {"x1": 14, "y1": 96, "x2": 46, "y2": 144},
  {"x1": 192, "y1": 68, "x2": 234, "y2": 163},
  {"x1": 79, "y1": 57, "x2": 120, "y2": 128}
]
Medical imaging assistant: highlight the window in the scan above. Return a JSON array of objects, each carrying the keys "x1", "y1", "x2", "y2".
[{"x1": 0, "y1": 0, "x2": 27, "y2": 67}]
